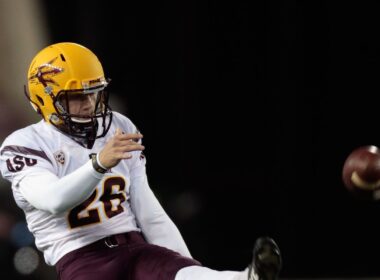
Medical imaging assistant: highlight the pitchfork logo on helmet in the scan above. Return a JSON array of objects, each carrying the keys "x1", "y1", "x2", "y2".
[
  {"x1": 28, "y1": 57, "x2": 64, "y2": 94},
  {"x1": 25, "y1": 42, "x2": 113, "y2": 148}
]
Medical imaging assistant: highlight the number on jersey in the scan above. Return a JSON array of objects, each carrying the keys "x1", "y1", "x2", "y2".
[{"x1": 68, "y1": 176, "x2": 126, "y2": 229}]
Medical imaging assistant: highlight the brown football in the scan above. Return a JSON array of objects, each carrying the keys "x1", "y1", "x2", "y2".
[{"x1": 342, "y1": 145, "x2": 380, "y2": 200}]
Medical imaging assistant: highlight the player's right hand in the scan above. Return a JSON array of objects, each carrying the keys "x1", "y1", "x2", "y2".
[{"x1": 98, "y1": 128, "x2": 144, "y2": 169}]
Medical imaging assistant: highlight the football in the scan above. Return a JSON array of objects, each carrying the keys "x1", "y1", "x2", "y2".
[{"x1": 342, "y1": 145, "x2": 380, "y2": 200}]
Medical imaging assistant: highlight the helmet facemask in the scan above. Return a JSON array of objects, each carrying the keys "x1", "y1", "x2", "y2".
[{"x1": 52, "y1": 86, "x2": 113, "y2": 148}]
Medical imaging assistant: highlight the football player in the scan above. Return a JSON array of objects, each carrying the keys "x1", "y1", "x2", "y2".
[{"x1": 0, "y1": 42, "x2": 282, "y2": 280}]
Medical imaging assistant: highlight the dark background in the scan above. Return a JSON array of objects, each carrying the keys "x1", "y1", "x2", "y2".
[{"x1": 9, "y1": 0, "x2": 380, "y2": 278}]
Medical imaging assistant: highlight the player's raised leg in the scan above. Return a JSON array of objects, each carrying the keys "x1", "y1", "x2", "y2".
[
  {"x1": 175, "y1": 266, "x2": 247, "y2": 280},
  {"x1": 175, "y1": 236, "x2": 282, "y2": 280}
]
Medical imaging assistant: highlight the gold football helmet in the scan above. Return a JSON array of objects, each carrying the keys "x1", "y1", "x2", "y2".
[{"x1": 25, "y1": 42, "x2": 112, "y2": 148}]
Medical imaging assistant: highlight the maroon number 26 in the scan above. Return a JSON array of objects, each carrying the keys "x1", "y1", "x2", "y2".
[{"x1": 68, "y1": 177, "x2": 126, "y2": 229}]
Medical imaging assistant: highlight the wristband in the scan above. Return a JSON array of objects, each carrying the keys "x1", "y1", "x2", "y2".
[
  {"x1": 90, "y1": 153, "x2": 108, "y2": 174},
  {"x1": 96, "y1": 153, "x2": 108, "y2": 170}
]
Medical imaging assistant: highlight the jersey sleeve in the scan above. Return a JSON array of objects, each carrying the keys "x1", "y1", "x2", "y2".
[{"x1": 0, "y1": 131, "x2": 56, "y2": 187}]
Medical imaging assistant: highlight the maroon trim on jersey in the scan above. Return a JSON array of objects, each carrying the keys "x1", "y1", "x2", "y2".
[{"x1": 0, "y1": 145, "x2": 52, "y2": 164}]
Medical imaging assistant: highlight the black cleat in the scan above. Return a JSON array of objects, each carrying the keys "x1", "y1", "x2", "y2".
[{"x1": 248, "y1": 237, "x2": 282, "y2": 280}]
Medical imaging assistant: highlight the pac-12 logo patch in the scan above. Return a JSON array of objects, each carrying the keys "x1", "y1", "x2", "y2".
[{"x1": 54, "y1": 151, "x2": 65, "y2": 165}]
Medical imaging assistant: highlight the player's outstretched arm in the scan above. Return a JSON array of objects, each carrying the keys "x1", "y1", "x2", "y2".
[
  {"x1": 19, "y1": 161, "x2": 104, "y2": 214},
  {"x1": 18, "y1": 128, "x2": 144, "y2": 215}
]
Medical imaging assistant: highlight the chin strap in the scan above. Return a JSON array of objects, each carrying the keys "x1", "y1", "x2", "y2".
[
  {"x1": 59, "y1": 118, "x2": 99, "y2": 149},
  {"x1": 53, "y1": 110, "x2": 112, "y2": 149}
]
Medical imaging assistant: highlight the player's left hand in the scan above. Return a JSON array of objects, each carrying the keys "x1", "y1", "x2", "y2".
[{"x1": 98, "y1": 128, "x2": 144, "y2": 169}]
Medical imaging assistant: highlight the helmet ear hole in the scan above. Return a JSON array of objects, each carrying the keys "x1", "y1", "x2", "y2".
[{"x1": 36, "y1": 95, "x2": 44, "y2": 106}]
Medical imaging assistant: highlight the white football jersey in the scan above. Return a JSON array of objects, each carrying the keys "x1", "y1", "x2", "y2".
[{"x1": 0, "y1": 112, "x2": 146, "y2": 265}]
